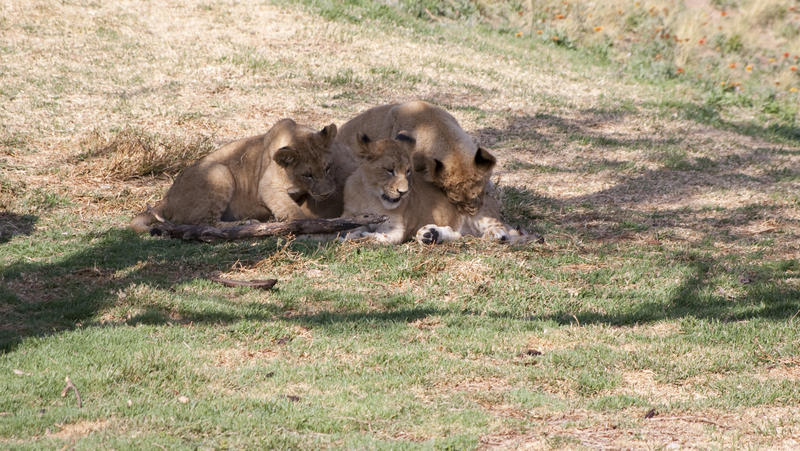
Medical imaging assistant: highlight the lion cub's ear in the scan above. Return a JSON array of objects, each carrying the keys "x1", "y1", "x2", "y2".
[
  {"x1": 412, "y1": 153, "x2": 443, "y2": 182},
  {"x1": 395, "y1": 131, "x2": 415, "y2": 146},
  {"x1": 274, "y1": 146, "x2": 298, "y2": 167},
  {"x1": 356, "y1": 133, "x2": 380, "y2": 161},
  {"x1": 474, "y1": 147, "x2": 496, "y2": 173},
  {"x1": 319, "y1": 123, "x2": 337, "y2": 144}
]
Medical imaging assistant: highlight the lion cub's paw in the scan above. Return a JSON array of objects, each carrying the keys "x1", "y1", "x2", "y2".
[
  {"x1": 342, "y1": 229, "x2": 369, "y2": 241},
  {"x1": 344, "y1": 230, "x2": 393, "y2": 243},
  {"x1": 486, "y1": 227, "x2": 511, "y2": 242},
  {"x1": 416, "y1": 225, "x2": 441, "y2": 245},
  {"x1": 416, "y1": 224, "x2": 461, "y2": 244},
  {"x1": 370, "y1": 232, "x2": 393, "y2": 243}
]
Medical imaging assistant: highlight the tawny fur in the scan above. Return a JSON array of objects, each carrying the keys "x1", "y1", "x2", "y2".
[
  {"x1": 342, "y1": 135, "x2": 518, "y2": 244},
  {"x1": 303, "y1": 100, "x2": 496, "y2": 218},
  {"x1": 130, "y1": 119, "x2": 337, "y2": 233}
]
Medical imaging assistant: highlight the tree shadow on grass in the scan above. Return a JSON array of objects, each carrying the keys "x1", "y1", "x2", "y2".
[
  {"x1": 0, "y1": 212, "x2": 37, "y2": 244},
  {"x1": 661, "y1": 99, "x2": 800, "y2": 146},
  {"x1": 474, "y1": 106, "x2": 800, "y2": 327},
  {"x1": 4, "y1": 225, "x2": 796, "y2": 353},
  {"x1": 0, "y1": 228, "x2": 320, "y2": 352},
  {"x1": 541, "y1": 254, "x2": 800, "y2": 327}
]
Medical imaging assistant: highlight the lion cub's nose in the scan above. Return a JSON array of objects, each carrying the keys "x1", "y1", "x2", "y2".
[{"x1": 397, "y1": 187, "x2": 408, "y2": 195}]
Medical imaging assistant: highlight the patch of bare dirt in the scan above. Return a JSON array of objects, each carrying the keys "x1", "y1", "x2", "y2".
[
  {"x1": 48, "y1": 419, "x2": 110, "y2": 440},
  {"x1": 479, "y1": 407, "x2": 800, "y2": 450}
]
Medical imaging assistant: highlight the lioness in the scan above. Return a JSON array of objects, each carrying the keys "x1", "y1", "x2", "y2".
[
  {"x1": 303, "y1": 100, "x2": 497, "y2": 218},
  {"x1": 130, "y1": 119, "x2": 337, "y2": 233},
  {"x1": 342, "y1": 133, "x2": 519, "y2": 244}
]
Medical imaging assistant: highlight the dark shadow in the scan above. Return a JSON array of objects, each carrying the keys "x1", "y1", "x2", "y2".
[
  {"x1": 0, "y1": 212, "x2": 37, "y2": 244},
  {"x1": 2, "y1": 225, "x2": 798, "y2": 353},
  {"x1": 0, "y1": 228, "x2": 321, "y2": 352},
  {"x1": 466, "y1": 105, "x2": 800, "y2": 328},
  {"x1": 474, "y1": 108, "x2": 800, "y2": 241},
  {"x1": 540, "y1": 254, "x2": 800, "y2": 327},
  {"x1": 662, "y1": 100, "x2": 800, "y2": 145}
]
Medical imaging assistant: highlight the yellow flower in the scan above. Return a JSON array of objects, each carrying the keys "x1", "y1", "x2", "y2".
[
  {"x1": 536, "y1": 29, "x2": 543, "y2": 34},
  {"x1": 791, "y1": 87, "x2": 799, "y2": 92},
  {"x1": 593, "y1": 26, "x2": 603, "y2": 32},
  {"x1": 516, "y1": 32, "x2": 523, "y2": 37},
  {"x1": 552, "y1": 36, "x2": 560, "y2": 41},
  {"x1": 745, "y1": 65, "x2": 752, "y2": 72}
]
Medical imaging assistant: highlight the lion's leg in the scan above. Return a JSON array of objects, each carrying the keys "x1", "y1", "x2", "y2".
[
  {"x1": 359, "y1": 226, "x2": 405, "y2": 244},
  {"x1": 474, "y1": 216, "x2": 519, "y2": 242},
  {"x1": 469, "y1": 193, "x2": 520, "y2": 242},
  {"x1": 340, "y1": 217, "x2": 406, "y2": 244},
  {"x1": 163, "y1": 163, "x2": 235, "y2": 225},
  {"x1": 261, "y1": 188, "x2": 307, "y2": 221},
  {"x1": 415, "y1": 224, "x2": 462, "y2": 245},
  {"x1": 341, "y1": 226, "x2": 371, "y2": 241}
]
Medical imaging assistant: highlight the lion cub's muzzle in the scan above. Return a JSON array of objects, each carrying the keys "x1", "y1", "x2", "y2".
[
  {"x1": 381, "y1": 192, "x2": 405, "y2": 204},
  {"x1": 310, "y1": 188, "x2": 335, "y2": 201}
]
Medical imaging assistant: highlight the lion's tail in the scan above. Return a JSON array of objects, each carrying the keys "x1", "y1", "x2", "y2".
[{"x1": 129, "y1": 203, "x2": 166, "y2": 234}]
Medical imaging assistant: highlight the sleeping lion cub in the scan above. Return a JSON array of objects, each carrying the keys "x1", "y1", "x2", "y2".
[
  {"x1": 342, "y1": 133, "x2": 520, "y2": 244},
  {"x1": 130, "y1": 119, "x2": 337, "y2": 233}
]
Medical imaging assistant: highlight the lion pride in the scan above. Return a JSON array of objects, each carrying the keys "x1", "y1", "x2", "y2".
[{"x1": 302, "y1": 100, "x2": 497, "y2": 218}]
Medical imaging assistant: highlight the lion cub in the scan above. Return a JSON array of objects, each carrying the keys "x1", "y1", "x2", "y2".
[
  {"x1": 341, "y1": 133, "x2": 414, "y2": 243},
  {"x1": 342, "y1": 133, "x2": 519, "y2": 244},
  {"x1": 130, "y1": 119, "x2": 336, "y2": 232}
]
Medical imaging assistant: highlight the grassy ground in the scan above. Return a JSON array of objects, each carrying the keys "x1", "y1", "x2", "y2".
[{"x1": 2, "y1": 0, "x2": 800, "y2": 448}]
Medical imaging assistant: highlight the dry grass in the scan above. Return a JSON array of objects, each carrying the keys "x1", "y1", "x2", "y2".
[
  {"x1": 76, "y1": 127, "x2": 217, "y2": 180},
  {"x1": 474, "y1": 0, "x2": 800, "y2": 92},
  {"x1": 480, "y1": 406, "x2": 800, "y2": 449}
]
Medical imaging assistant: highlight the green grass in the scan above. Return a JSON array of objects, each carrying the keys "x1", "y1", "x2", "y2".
[{"x1": 3, "y1": 211, "x2": 799, "y2": 447}]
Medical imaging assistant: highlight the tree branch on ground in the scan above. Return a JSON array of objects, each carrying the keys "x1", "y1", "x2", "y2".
[
  {"x1": 210, "y1": 277, "x2": 277, "y2": 290},
  {"x1": 149, "y1": 215, "x2": 387, "y2": 242},
  {"x1": 60, "y1": 376, "x2": 82, "y2": 408}
]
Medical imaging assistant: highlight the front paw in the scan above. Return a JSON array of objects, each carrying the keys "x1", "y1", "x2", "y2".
[
  {"x1": 343, "y1": 229, "x2": 368, "y2": 241},
  {"x1": 416, "y1": 224, "x2": 441, "y2": 245},
  {"x1": 371, "y1": 233, "x2": 393, "y2": 243},
  {"x1": 487, "y1": 227, "x2": 510, "y2": 242}
]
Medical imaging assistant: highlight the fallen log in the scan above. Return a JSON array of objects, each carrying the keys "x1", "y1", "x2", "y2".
[
  {"x1": 210, "y1": 277, "x2": 277, "y2": 290},
  {"x1": 150, "y1": 215, "x2": 387, "y2": 242}
]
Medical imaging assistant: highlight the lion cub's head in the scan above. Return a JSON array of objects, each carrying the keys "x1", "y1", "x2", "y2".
[
  {"x1": 356, "y1": 133, "x2": 414, "y2": 210},
  {"x1": 271, "y1": 119, "x2": 338, "y2": 201},
  {"x1": 413, "y1": 146, "x2": 495, "y2": 215}
]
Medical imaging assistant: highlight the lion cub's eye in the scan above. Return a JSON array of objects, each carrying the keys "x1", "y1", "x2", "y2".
[
  {"x1": 303, "y1": 172, "x2": 313, "y2": 179},
  {"x1": 385, "y1": 168, "x2": 395, "y2": 176},
  {"x1": 406, "y1": 169, "x2": 411, "y2": 176},
  {"x1": 325, "y1": 165, "x2": 332, "y2": 174}
]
